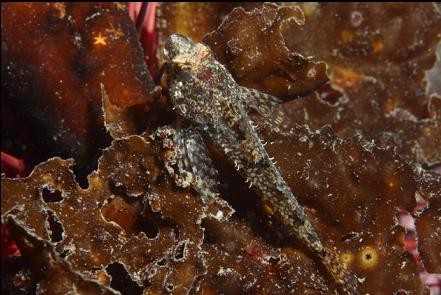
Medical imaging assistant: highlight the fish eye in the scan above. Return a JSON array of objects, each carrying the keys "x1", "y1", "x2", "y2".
[
  {"x1": 173, "y1": 64, "x2": 182, "y2": 76},
  {"x1": 174, "y1": 63, "x2": 190, "y2": 73}
]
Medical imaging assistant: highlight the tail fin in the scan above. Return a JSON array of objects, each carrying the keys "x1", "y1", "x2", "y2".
[
  {"x1": 297, "y1": 215, "x2": 359, "y2": 294},
  {"x1": 320, "y1": 247, "x2": 359, "y2": 295}
]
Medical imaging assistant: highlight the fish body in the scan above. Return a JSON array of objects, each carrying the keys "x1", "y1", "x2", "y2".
[{"x1": 163, "y1": 34, "x2": 358, "y2": 294}]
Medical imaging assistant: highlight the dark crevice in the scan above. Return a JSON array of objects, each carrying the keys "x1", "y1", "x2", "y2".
[
  {"x1": 164, "y1": 282, "x2": 174, "y2": 292},
  {"x1": 156, "y1": 258, "x2": 167, "y2": 267},
  {"x1": 108, "y1": 181, "x2": 130, "y2": 198},
  {"x1": 316, "y1": 83, "x2": 344, "y2": 106},
  {"x1": 268, "y1": 256, "x2": 280, "y2": 265},
  {"x1": 46, "y1": 210, "x2": 64, "y2": 243},
  {"x1": 136, "y1": 205, "x2": 179, "y2": 240},
  {"x1": 59, "y1": 249, "x2": 70, "y2": 258},
  {"x1": 174, "y1": 241, "x2": 187, "y2": 261},
  {"x1": 41, "y1": 188, "x2": 63, "y2": 203},
  {"x1": 134, "y1": 216, "x2": 160, "y2": 239},
  {"x1": 106, "y1": 262, "x2": 143, "y2": 295},
  {"x1": 202, "y1": 225, "x2": 217, "y2": 245},
  {"x1": 421, "y1": 161, "x2": 441, "y2": 172}
]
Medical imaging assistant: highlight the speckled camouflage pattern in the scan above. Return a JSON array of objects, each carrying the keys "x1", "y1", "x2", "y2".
[{"x1": 163, "y1": 34, "x2": 358, "y2": 294}]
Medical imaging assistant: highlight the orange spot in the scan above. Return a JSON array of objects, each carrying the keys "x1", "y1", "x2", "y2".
[
  {"x1": 340, "y1": 252, "x2": 354, "y2": 267},
  {"x1": 97, "y1": 271, "x2": 110, "y2": 285},
  {"x1": 372, "y1": 40, "x2": 384, "y2": 53},
  {"x1": 331, "y1": 66, "x2": 363, "y2": 89},
  {"x1": 93, "y1": 33, "x2": 107, "y2": 46},
  {"x1": 387, "y1": 180, "x2": 396, "y2": 188},
  {"x1": 341, "y1": 29, "x2": 354, "y2": 43},
  {"x1": 384, "y1": 174, "x2": 397, "y2": 189},
  {"x1": 262, "y1": 203, "x2": 274, "y2": 216},
  {"x1": 359, "y1": 246, "x2": 378, "y2": 269},
  {"x1": 91, "y1": 254, "x2": 102, "y2": 264},
  {"x1": 150, "y1": 199, "x2": 161, "y2": 212}
]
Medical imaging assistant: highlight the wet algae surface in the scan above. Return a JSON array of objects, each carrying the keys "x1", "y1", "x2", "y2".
[{"x1": 1, "y1": 3, "x2": 441, "y2": 295}]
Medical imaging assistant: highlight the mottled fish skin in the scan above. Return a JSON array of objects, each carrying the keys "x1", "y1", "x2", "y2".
[
  {"x1": 163, "y1": 34, "x2": 358, "y2": 294},
  {"x1": 151, "y1": 126, "x2": 220, "y2": 204}
]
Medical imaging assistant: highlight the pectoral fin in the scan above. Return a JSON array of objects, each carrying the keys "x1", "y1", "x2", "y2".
[{"x1": 240, "y1": 86, "x2": 289, "y2": 134}]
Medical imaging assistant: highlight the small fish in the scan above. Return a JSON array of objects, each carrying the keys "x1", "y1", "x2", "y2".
[{"x1": 162, "y1": 34, "x2": 358, "y2": 294}]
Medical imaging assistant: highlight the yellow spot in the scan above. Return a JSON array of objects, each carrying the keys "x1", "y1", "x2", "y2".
[
  {"x1": 341, "y1": 30, "x2": 354, "y2": 43},
  {"x1": 359, "y1": 246, "x2": 378, "y2": 269},
  {"x1": 262, "y1": 203, "x2": 274, "y2": 216},
  {"x1": 42, "y1": 174, "x2": 54, "y2": 183},
  {"x1": 89, "y1": 175, "x2": 104, "y2": 189},
  {"x1": 93, "y1": 33, "x2": 107, "y2": 46},
  {"x1": 97, "y1": 271, "x2": 110, "y2": 285},
  {"x1": 384, "y1": 174, "x2": 397, "y2": 189},
  {"x1": 340, "y1": 252, "x2": 354, "y2": 267},
  {"x1": 91, "y1": 254, "x2": 101, "y2": 264},
  {"x1": 372, "y1": 40, "x2": 384, "y2": 53}
]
